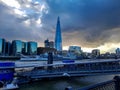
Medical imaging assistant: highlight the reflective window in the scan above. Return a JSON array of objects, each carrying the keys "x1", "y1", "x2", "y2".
[
  {"x1": 0, "y1": 39, "x2": 2, "y2": 54},
  {"x1": 28, "y1": 42, "x2": 37, "y2": 55}
]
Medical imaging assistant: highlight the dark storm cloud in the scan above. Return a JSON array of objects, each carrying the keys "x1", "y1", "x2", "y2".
[
  {"x1": 42, "y1": 0, "x2": 120, "y2": 47},
  {"x1": 1, "y1": 0, "x2": 120, "y2": 48},
  {"x1": 0, "y1": 3, "x2": 42, "y2": 42}
]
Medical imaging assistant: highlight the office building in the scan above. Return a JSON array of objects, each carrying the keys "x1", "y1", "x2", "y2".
[
  {"x1": 0, "y1": 38, "x2": 6, "y2": 55},
  {"x1": 49, "y1": 41, "x2": 54, "y2": 48},
  {"x1": 44, "y1": 39, "x2": 49, "y2": 48},
  {"x1": 92, "y1": 49, "x2": 100, "y2": 58},
  {"x1": 55, "y1": 16, "x2": 62, "y2": 51},
  {"x1": 5, "y1": 41, "x2": 11, "y2": 56},
  {"x1": 69, "y1": 46, "x2": 82, "y2": 54},
  {"x1": 28, "y1": 41, "x2": 37, "y2": 55},
  {"x1": 22, "y1": 42, "x2": 28, "y2": 55},
  {"x1": 12, "y1": 40, "x2": 23, "y2": 56},
  {"x1": 116, "y1": 48, "x2": 120, "y2": 55},
  {"x1": 44, "y1": 39, "x2": 54, "y2": 48}
]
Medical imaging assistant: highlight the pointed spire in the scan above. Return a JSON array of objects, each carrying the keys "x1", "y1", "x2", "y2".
[
  {"x1": 55, "y1": 16, "x2": 62, "y2": 51},
  {"x1": 57, "y1": 16, "x2": 60, "y2": 21}
]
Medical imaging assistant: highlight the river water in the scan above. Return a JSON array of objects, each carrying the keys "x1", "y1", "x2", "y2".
[{"x1": 18, "y1": 75, "x2": 117, "y2": 90}]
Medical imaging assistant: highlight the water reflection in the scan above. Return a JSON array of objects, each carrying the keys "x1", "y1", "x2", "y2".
[{"x1": 19, "y1": 75, "x2": 117, "y2": 90}]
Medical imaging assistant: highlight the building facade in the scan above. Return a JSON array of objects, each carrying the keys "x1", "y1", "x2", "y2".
[
  {"x1": 49, "y1": 41, "x2": 54, "y2": 48},
  {"x1": 55, "y1": 17, "x2": 62, "y2": 51},
  {"x1": 44, "y1": 39, "x2": 49, "y2": 48},
  {"x1": 44, "y1": 39, "x2": 54, "y2": 48},
  {"x1": 91, "y1": 49, "x2": 100, "y2": 58},
  {"x1": 0, "y1": 38, "x2": 6, "y2": 55},
  {"x1": 28, "y1": 41, "x2": 37, "y2": 55},
  {"x1": 69, "y1": 46, "x2": 82, "y2": 54},
  {"x1": 5, "y1": 41, "x2": 11, "y2": 56},
  {"x1": 37, "y1": 47, "x2": 56, "y2": 55},
  {"x1": 12, "y1": 40, "x2": 23, "y2": 56}
]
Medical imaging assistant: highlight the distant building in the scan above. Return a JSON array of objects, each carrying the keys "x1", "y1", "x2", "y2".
[
  {"x1": 5, "y1": 41, "x2": 11, "y2": 56},
  {"x1": 55, "y1": 17, "x2": 62, "y2": 51},
  {"x1": 44, "y1": 39, "x2": 54, "y2": 48},
  {"x1": 44, "y1": 39, "x2": 49, "y2": 48},
  {"x1": 68, "y1": 46, "x2": 82, "y2": 58},
  {"x1": 49, "y1": 41, "x2": 54, "y2": 48},
  {"x1": 0, "y1": 38, "x2": 6, "y2": 55},
  {"x1": 37, "y1": 47, "x2": 56, "y2": 55},
  {"x1": 22, "y1": 42, "x2": 28, "y2": 55},
  {"x1": 91, "y1": 49, "x2": 100, "y2": 58},
  {"x1": 69, "y1": 46, "x2": 82, "y2": 54},
  {"x1": 116, "y1": 48, "x2": 120, "y2": 55},
  {"x1": 12, "y1": 40, "x2": 23, "y2": 56},
  {"x1": 28, "y1": 41, "x2": 37, "y2": 55},
  {"x1": 115, "y1": 48, "x2": 120, "y2": 58}
]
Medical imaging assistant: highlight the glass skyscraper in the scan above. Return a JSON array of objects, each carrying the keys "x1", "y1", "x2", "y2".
[
  {"x1": 0, "y1": 38, "x2": 6, "y2": 55},
  {"x1": 12, "y1": 40, "x2": 23, "y2": 55},
  {"x1": 28, "y1": 42, "x2": 37, "y2": 55},
  {"x1": 55, "y1": 17, "x2": 62, "y2": 51}
]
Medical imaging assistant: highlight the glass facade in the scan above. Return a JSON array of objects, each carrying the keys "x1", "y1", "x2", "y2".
[
  {"x1": 55, "y1": 17, "x2": 62, "y2": 51},
  {"x1": 0, "y1": 38, "x2": 6, "y2": 55},
  {"x1": 0, "y1": 39, "x2": 3, "y2": 54},
  {"x1": 12, "y1": 40, "x2": 22, "y2": 55},
  {"x1": 22, "y1": 42, "x2": 28, "y2": 55},
  {"x1": 0, "y1": 39, "x2": 38, "y2": 56},
  {"x1": 5, "y1": 42, "x2": 11, "y2": 55},
  {"x1": 28, "y1": 42, "x2": 37, "y2": 55}
]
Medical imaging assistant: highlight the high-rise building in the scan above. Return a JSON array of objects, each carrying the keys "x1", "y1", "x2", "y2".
[
  {"x1": 44, "y1": 39, "x2": 49, "y2": 48},
  {"x1": 12, "y1": 40, "x2": 23, "y2": 56},
  {"x1": 55, "y1": 16, "x2": 62, "y2": 51},
  {"x1": 28, "y1": 41, "x2": 37, "y2": 55},
  {"x1": 0, "y1": 38, "x2": 6, "y2": 55},
  {"x1": 5, "y1": 41, "x2": 11, "y2": 56},
  {"x1": 22, "y1": 42, "x2": 28, "y2": 55},
  {"x1": 44, "y1": 39, "x2": 54, "y2": 48}
]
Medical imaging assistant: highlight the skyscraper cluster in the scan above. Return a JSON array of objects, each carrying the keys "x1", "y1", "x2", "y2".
[{"x1": 0, "y1": 38, "x2": 37, "y2": 56}]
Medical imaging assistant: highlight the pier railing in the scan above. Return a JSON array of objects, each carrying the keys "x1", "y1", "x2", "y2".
[{"x1": 65, "y1": 76, "x2": 120, "y2": 90}]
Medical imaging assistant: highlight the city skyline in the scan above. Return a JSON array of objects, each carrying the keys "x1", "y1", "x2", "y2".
[{"x1": 0, "y1": 0, "x2": 120, "y2": 53}]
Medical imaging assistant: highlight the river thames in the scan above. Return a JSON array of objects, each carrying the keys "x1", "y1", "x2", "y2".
[{"x1": 19, "y1": 75, "x2": 117, "y2": 90}]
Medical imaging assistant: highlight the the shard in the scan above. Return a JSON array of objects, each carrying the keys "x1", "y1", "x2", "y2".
[{"x1": 55, "y1": 17, "x2": 62, "y2": 51}]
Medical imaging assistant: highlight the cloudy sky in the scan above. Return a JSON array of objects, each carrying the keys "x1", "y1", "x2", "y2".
[{"x1": 0, "y1": 0, "x2": 120, "y2": 53}]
